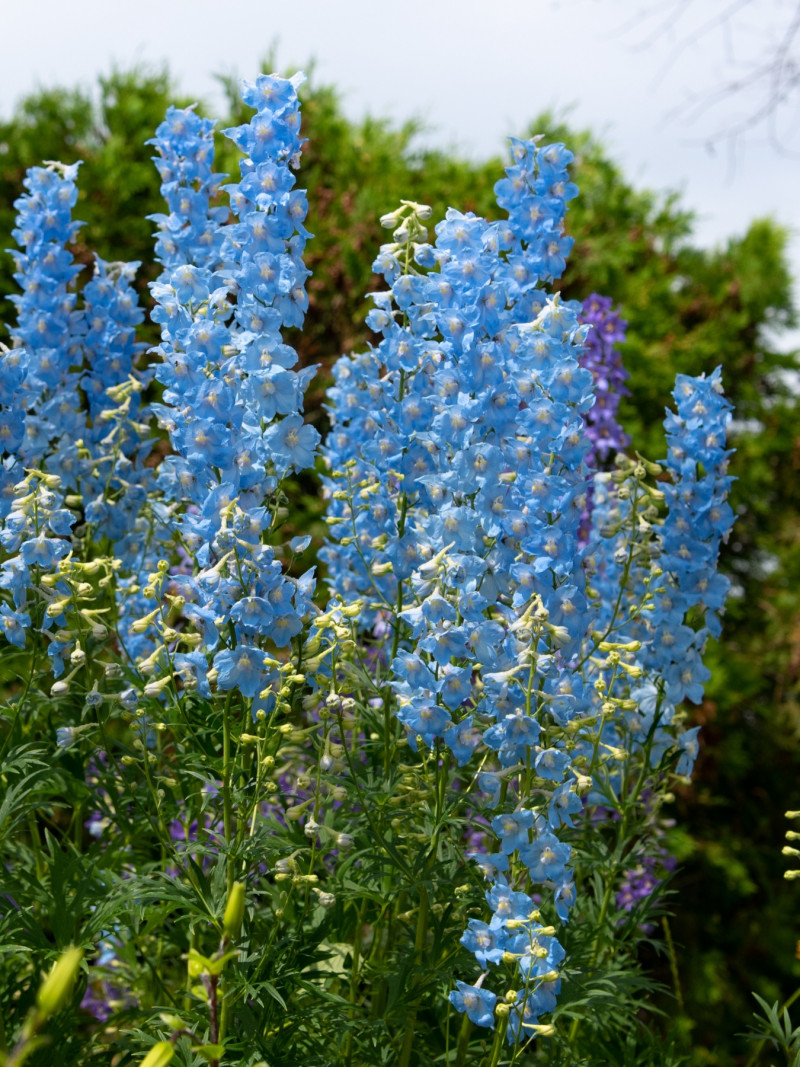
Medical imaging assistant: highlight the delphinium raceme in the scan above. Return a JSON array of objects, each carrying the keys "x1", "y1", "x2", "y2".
[
  {"x1": 0, "y1": 164, "x2": 146, "y2": 682},
  {"x1": 321, "y1": 140, "x2": 604, "y2": 1053},
  {"x1": 575, "y1": 293, "x2": 631, "y2": 545},
  {"x1": 145, "y1": 71, "x2": 317, "y2": 703},
  {"x1": 140, "y1": 71, "x2": 323, "y2": 916},
  {"x1": 320, "y1": 128, "x2": 736, "y2": 1057},
  {"x1": 583, "y1": 369, "x2": 733, "y2": 780},
  {"x1": 567, "y1": 370, "x2": 733, "y2": 1029},
  {"x1": 148, "y1": 104, "x2": 228, "y2": 273},
  {"x1": 73, "y1": 73, "x2": 323, "y2": 1046},
  {"x1": 0, "y1": 164, "x2": 84, "y2": 632},
  {"x1": 5, "y1": 163, "x2": 84, "y2": 478}
]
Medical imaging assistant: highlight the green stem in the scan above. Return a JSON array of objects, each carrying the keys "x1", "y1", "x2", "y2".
[
  {"x1": 398, "y1": 885, "x2": 430, "y2": 1067},
  {"x1": 222, "y1": 691, "x2": 235, "y2": 895},
  {"x1": 487, "y1": 1015, "x2": 509, "y2": 1067},
  {"x1": 454, "y1": 1011, "x2": 473, "y2": 1067},
  {"x1": 344, "y1": 901, "x2": 365, "y2": 1066},
  {"x1": 662, "y1": 916, "x2": 684, "y2": 1013}
]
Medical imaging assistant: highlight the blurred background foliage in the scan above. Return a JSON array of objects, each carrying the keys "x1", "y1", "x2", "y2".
[{"x1": 0, "y1": 62, "x2": 798, "y2": 1066}]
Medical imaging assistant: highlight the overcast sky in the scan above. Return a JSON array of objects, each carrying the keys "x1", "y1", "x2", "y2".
[{"x1": 1, "y1": 0, "x2": 797, "y2": 345}]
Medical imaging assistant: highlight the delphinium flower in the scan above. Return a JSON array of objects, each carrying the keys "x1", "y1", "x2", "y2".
[
  {"x1": 148, "y1": 104, "x2": 227, "y2": 273},
  {"x1": 1, "y1": 161, "x2": 153, "y2": 680},
  {"x1": 0, "y1": 170, "x2": 86, "y2": 668},
  {"x1": 79, "y1": 930, "x2": 138, "y2": 1023},
  {"x1": 636, "y1": 368, "x2": 734, "y2": 766},
  {"x1": 322, "y1": 140, "x2": 597, "y2": 1038},
  {"x1": 79, "y1": 257, "x2": 153, "y2": 548},
  {"x1": 0, "y1": 470, "x2": 76, "y2": 671},
  {"x1": 616, "y1": 848, "x2": 676, "y2": 917},
  {"x1": 145, "y1": 71, "x2": 318, "y2": 705},
  {"x1": 321, "y1": 137, "x2": 582, "y2": 620},
  {"x1": 0, "y1": 165, "x2": 84, "y2": 627},
  {"x1": 579, "y1": 368, "x2": 733, "y2": 791},
  {"x1": 4, "y1": 163, "x2": 84, "y2": 480},
  {"x1": 577, "y1": 294, "x2": 630, "y2": 467}
]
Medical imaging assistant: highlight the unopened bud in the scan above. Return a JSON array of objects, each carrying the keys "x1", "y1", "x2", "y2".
[
  {"x1": 36, "y1": 945, "x2": 83, "y2": 1018},
  {"x1": 139, "y1": 1042, "x2": 175, "y2": 1067},
  {"x1": 223, "y1": 882, "x2": 246, "y2": 939},
  {"x1": 528, "y1": 1023, "x2": 556, "y2": 1037},
  {"x1": 144, "y1": 676, "x2": 172, "y2": 697}
]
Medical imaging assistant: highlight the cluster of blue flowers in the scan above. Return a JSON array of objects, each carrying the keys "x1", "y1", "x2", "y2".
[
  {"x1": 0, "y1": 163, "x2": 154, "y2": 676},
  {"x1": 148, "y1": 105, "x2": 227, "y2": 272},
  {"x1": 145, "y1": 73, "x2": 318, "y2": 700},
  {"x1": 4, "y1": 164, "x2": 83, "y2": 475},
  {"x1": 321, "y1": 140, "x2": 599, "y2": 1036},
  {"x1": 321, "y1": 132, "x2": 734, "y2": 1035},
  {"x1": 583, "y1": 368, "x2": 734, "y2": 782}
]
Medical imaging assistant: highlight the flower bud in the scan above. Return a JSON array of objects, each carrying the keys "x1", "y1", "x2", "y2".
[
  {"x1": 144, "y1": 677, "x2": 173, "y2": 697},
  {"x1": 574, "y1": 774, "x2": 593, "y2": 795},
  {"x1": 223, "y1": 882, "x2": 246, "y2": 939},
  {"x1": 36, "y1": 945, "x2": 83, "y2": 1019},
  {"x1": 139, "y1": 1041, "x2": 175, "y2": 1067},
  {"x1": 132, "y1": 609, "x2": 160, "y2": 634},
  {"x1": 529, "y1": 1023, "x2": 556, "y2": 1037}
]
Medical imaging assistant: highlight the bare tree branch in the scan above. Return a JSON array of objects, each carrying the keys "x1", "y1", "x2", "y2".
[{"x1": 611, "y1": 0, "x2": 800, "y2": 158}]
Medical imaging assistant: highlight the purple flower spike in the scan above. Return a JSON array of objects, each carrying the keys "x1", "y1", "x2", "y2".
[{"x1": 578, "y1": 293, "x2": 630, "y2": 468}]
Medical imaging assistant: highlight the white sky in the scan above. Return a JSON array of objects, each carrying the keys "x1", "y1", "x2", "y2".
[{"x1": 1, "y1": 0, "x2": 798, "y2": 346}]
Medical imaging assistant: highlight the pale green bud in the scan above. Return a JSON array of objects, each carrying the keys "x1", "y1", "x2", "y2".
[
  {"x1": 36, "y1": 945, "x2": 83, "y2": 1018},
  {"x1": 139, "y1": 1041, "x2": 175, "y2": 1067},
  {"x1": 223, "y1": 882, "x2": 246, "y2": 939}
]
